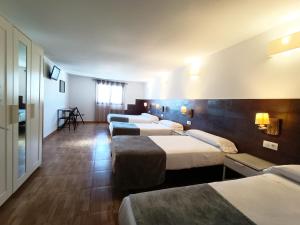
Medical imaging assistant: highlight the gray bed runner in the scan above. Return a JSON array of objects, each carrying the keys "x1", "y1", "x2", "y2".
[
  {"x1": 129, "y1": 184, "x2": 256, "y2": 225},
  {"x1": 111, "y1": 122, "x2": 140, "y2": 136},
  {"x1": 111, "y1": 136, "x2": 166, "y2": 190},
  {"x1": 110, "y1": 114, "x2": 129, "y2": 122}
]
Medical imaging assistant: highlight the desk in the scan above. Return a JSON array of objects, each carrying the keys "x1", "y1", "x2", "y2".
[{"x1": 57, "y1": 108, "x2": 73, "y2": 130}]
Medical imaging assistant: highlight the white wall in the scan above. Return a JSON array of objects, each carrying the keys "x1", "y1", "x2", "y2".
[
  {"x1": 68, "y1": 75, "x2": 96, "y2": 121},
  {"x1": 124, "y1": 81, "x2": 146, "y2": 105},
  {"x1": 146, "y1": 19, "x2": 300, "y2": 99},
  {"x1": 68, "y1": 75, "x2": 145, "y2": 121},
  {"x1": 43, "y1": 57, "x2": 69, "y2": 137}
]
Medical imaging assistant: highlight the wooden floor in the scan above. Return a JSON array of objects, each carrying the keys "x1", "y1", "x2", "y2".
[
  {"x1": 0, "y1": 123, "x2": 227, "y2": 225},
  {"x1": 0, "y1": 123, "x2": 123, "y2": 225}
]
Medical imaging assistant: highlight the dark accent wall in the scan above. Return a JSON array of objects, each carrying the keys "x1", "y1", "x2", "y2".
[
  {"x1": 124, "y1": 100, "x2": 147, "y2": 115},
  {"x1": 133, "y1": 99, "x2": 300, "y2": 164}
]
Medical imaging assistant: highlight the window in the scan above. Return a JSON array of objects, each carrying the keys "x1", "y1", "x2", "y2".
[{"x1": 96, "y1": 81, "x2": 124, "y2": 105}]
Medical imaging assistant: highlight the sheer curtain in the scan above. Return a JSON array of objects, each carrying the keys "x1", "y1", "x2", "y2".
[{"x1": 95, "y1": 80, "x2": 126, "y2": 122}]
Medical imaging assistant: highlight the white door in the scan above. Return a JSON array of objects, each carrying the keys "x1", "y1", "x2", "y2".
[
  {"x1": 13, "y1": 28, "x2": 32, "y2": 191},
  {"x1": 29, "y1": 44, "x2": 43, "y2": 170},
  {"x1": 0, "y1": 16, "x2": 13, "y2": 206}
]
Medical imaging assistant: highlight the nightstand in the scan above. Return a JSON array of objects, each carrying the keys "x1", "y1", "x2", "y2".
[
  {"x1": 171, "y1": 130, "x2": 187, "y2": 136},
  {"x1": 223, "y1": 153, "x2": 275, "y2": 180}
]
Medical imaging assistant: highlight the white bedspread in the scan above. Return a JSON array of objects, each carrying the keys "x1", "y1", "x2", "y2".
[
  {"x1": 150, "y1": 136, "x2": 224, "y2": 170},
  {"x1": 109, "y1": 123, "x2": 174, "y2": 136},
  {"x1": 19, "y1": 109, "x2": 26, "y2": 122},
  {"x1": 211, "y1": 173, "x2": 300, "y2": 225},
  {"x1": 136, "y1": 123, "x2": 173, "y2": 136},
  {"x1": 107, "y1": 114, "x2": 158, "y2": 123},
  {"x1": 119, "y1": 173, "x2": 300, "y2": 225}
]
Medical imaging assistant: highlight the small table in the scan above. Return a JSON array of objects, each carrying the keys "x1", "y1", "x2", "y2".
[
  {"x1": 57, "y1": 108, "x2": 73, "y2": 129},
  {"x1": 223, "y1": 153, "x2": 275, "y2": 180}
]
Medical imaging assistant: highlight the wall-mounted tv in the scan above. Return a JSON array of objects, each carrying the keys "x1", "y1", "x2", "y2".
[{"x1": 49, "y1": 65, "x2": 61, "y2": 80}]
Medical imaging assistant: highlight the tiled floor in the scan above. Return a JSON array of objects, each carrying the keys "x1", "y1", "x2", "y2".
[{"x1": 0, "y1": 123, "x2": 123, "y2": 225}]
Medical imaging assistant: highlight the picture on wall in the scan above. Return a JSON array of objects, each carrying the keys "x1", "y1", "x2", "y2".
[{"x1": 59, "y1": 80, "x2": 65, "y2": 93}]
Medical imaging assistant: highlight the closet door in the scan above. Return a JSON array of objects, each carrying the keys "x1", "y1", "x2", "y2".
[
  {"x1": 0, "y1": 16, "x2": 13, "y2": 206},
  {"x1": 13, "y1": 28, "x2": 32, "y2": 191},
  {"x1": 29, "y1": 44, "x2": 43, "y2": 171}
]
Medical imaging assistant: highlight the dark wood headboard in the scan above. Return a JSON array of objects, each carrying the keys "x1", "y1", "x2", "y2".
[{"x1": 133, "y1": 99, "x2": 300, "y2": 164}]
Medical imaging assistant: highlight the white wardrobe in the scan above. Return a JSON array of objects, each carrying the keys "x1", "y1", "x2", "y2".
[{"x1": 0, "y1": 16, "x2": 43, "y2": 206}]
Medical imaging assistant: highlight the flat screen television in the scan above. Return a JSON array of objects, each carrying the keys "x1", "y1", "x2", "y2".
[{"x1": 49, "y1": 65, "x2": 60, "y2": 80}]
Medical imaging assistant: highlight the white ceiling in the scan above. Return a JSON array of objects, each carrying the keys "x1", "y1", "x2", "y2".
[{"x1": 1, "y1": 0, "x2": 300, "y2": 81}]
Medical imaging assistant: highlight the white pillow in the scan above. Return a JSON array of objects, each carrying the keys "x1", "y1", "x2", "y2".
[
  {"x1": 141, "y1": 113, "x2": 159, "y2": 121},
  {"x1": 158, "y1": 120, "x2": 183, "y2": 131},
  {"x1": 264, "y1": 165, "x2": 300, "y2": 183},
  {"x1": 141, "y1": 113, "x2": 152, "y2": 117},
  {"x1": 186, "y1": 129, "x2": 238, "y2": 153}
]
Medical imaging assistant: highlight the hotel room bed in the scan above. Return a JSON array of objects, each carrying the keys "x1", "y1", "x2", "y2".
[
  {"x1": 119, "y1": 165, "x2": 300, "y2": 225},
  {"x1": 109, "y1": 120, "x2": 183, "y2": 136},
  {"x1": 107, "y1": 113, "x2": 159, "y2": 123},
  {"x1": 111, "y1": 130, "x2": 238, "y2": 189}
]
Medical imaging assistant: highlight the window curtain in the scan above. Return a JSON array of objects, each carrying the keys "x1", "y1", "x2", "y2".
[{"x1": 95, "y1": 80, "x2": 126, "y2": 122}]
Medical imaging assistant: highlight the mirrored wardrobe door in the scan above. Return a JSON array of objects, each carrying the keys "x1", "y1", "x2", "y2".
[
  {"x1": 13, "y1": 29, "x2": 31, "y2": 191},
  {"x1": 29, "y1": 44, "x2": 43, "y2": 171}
]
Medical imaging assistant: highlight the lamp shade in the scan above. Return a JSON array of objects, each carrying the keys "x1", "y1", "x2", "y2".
[
  {"x1": 181, "y1": 106, "x2": 187, "y2": 114},
  {"x1": 255, "y1": 113, "x2": 270, "y2": 125},
  {"x1": 155, "y1": 104, "x2": 160, "y2": 109},
  {"x1": 144, "y1": 102, "x2": 148, "y2": 107}
]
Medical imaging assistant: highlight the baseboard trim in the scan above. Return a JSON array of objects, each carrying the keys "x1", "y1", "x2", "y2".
[{"x1": 43, "y1": 129, "x2": 58, "y2": 141}]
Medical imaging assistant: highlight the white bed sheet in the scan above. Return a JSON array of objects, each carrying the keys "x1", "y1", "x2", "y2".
[
  {"x1": 119, "y1": 173, "x2": 300, "y2": 225},
  {"x1": 107, "y1": 113, "x2": 158, "y2": 123},
  {"x1": 150, "y1": 136, "x2": 224, "y2": 170},
  {"x1": 109, "y1": 122, "x2": 173, "y2": 136},
  {"x1": 19, "y1": 109, "x2": 26, "y2": 122},
  {"x1": 137, "y1": 123, "x2": 174, "y2": 136}
]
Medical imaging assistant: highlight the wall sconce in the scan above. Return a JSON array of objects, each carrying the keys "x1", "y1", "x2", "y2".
[
  {"x1": 268, "y1": 31, "x2": 300, "y2": 56},
  {"x1": 255, "y1": 112, "x2": 280, "y2": 136},
  {"x1": 255, "y1": 113, "x2": 270, "y2": 130},
  {"x1": 143, "y1": 102, "x2": 148, "y2": 108},
  {"x1": 181, "y1": 106, "x2": 187, "y2": 114},
  {"x1": 180, "y1": 105, "x2": 194, "y2": 118}
]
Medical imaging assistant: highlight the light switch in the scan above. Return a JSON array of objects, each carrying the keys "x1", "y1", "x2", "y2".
[{"x1": 263, "y1": 140, "x2": 278, "y2": 151}]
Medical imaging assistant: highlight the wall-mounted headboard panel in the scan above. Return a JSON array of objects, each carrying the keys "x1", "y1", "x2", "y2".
[{"x1": 136, "y1": 99, "x2": 300, "y2": 164}]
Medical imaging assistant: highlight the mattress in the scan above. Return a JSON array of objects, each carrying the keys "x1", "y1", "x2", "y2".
[
  {"x1": 107, "y1": 113, "x2": 159, "y2": 123},
  {"x1": 119, "y1": 173, "x2": 300, "y2": 225},
  {"x1": 150, "y1": 136, "x2": 224, "y2": 170}
]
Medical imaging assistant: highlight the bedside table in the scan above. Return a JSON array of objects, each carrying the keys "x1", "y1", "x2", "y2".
[{"x1": 223, "y1": 153, "x2": 275, "y2": 180}]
